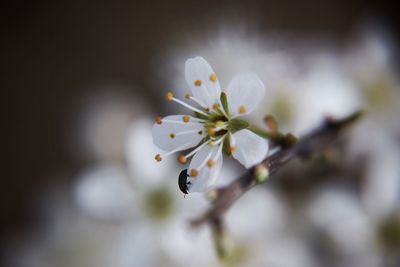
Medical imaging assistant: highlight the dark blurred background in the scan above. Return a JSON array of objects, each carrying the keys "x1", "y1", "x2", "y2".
[{"x1": 2, "y1": 0, "x2": 399, "y2": 253}]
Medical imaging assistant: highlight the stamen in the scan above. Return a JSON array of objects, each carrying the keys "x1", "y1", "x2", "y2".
[
  {"x1": 207, "y1": 127, "x2": 216, "y2": 136},
  {"x1": 239, "y1": 105, "x2": 247, "y2": 114},
  {"x1": 182, "y1": 115, "x2": 190, "y2": 123},
  {"x1": 208, "y1": 122, "x2": 228, "y2": 136},
  {"x1": 190, "y1": 169, "x2": 199, "y2": 177},
  {"x1": 229, "y1": 133, "x2": 237, "y2": 153},
  {"x1": 155, "y1": 141, "x2": 194, "y2": 162},
  {"x1": 207, "y1": 143, "x2": 223, "y2": 168},
  {"x1": 162, "y1": 118, "x2": 204, "y2": 125},
  {"x1": 212, "y1": 103, "x2": 220, "y2": 110},
  {"x1": 166, "y1": 92, "x2": 174, "y2": 101},
  {"x1": 175, "y1": 129, "x2": 201, "y2": 136},
  {"x1": 210, "y1": 73, "x2": 217, "y2": 82},
  {"x1": 187, "y1": 95, "x2": 207, "y2": 109},
  {"x1": 197, "y1": 150, "x2": 213, "y2": 171},
  {"x1": 184, "y1": 140, "x2": 210, "y2": 159},
  {"x1": 214, "y1": 120, "x2": 227, "y2": 130},
  {"x1": 168, "y1": 95, "x2": 209, "y2": 117},
  {"x1": 207, "y1": 159, "x2": 214, "y2": 167},
  {"x1": 213, "y1": 142, "x2": 223, "y2": 161},
  {"x1": 211, "y1": 134, "x2": 226, "y2": 146},
  {"x1": 178, "y1": 154, "x2": 187, "y2": 164},
  {"x1": 155, "y1": 116, "x2": 162, "y2": 124},
  {"x1": 194, "y1": 80, "x2": 202, "y2": 86}
]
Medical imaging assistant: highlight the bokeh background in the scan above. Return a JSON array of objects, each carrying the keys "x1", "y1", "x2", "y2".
[{"x1": 2, "y1": 1, "x2": 400, "y2": 266}]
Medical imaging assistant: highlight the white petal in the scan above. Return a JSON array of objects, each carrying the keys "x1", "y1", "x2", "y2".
[
  {"x1": 226, "y1": 73, "x2": 265, "y2": 116},
  {"x1": 185, "y1": 56, "x2": 221, "y2": 109},
  {"x1": 232, "y1": 129, "x2": 268, "y2": 168},
  {"x1": 126, "y1": 119, "x2": 175, "y2": 187},
  {"x1": 152, "y1": 115, "x2": 204, "y2": 152},
  {"x1": 187, "y1": 144, "x2": 223, "y2": 192}
]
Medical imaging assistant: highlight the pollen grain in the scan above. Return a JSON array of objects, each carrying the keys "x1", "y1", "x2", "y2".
[
  {"x1": 194, "y1": 80, "x2": 202, "y2": 86},
  {"x1": 239, "y1": 105, "x2": 247, "y2": 114},
  {"x1": 155, "y1": 154, "x2": 162, "y2": 162},
  {"x1": 207, "y1": 159, "x2": 215, "y2": 167}
]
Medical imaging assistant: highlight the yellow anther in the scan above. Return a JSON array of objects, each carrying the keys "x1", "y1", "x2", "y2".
[
  {"x1": 212, "y1": 103, "x2": 220, "y2": 110},
  {"x1": 182, "y1": 115, "x2": 190, "y2": 123},
  {"x1": 190, "y1": 169, "x2": 199, "y2": 177},
  {"x1": 166, "y1": 91, "x2": 174, "y2": 101},
  {"x1": 210, "y1": 73, "x2": 217, "y2": 82},
  {"x1": 239, "y1": 105, "x2": 247, "y2": 114},
  {"x1": 178, "y1": 154, "x2": 187, "y2": 164},
  {"x1": 207, "y1": 127, "x2": 216, "y2": 136},
  {"x1": 207, "y1": 159, "x2": 215, "y2": 167},
  {"x1": 169, "y1": 133, "x2": 176, "y2": 139},
  {"x1": 155, "y1": 154, "x2": 162, "y2": 162},
  {"x1": 229, "y1": 146, "x2": 237, "y2": 153},
  {"x1": 185, "y1": 93, "x2": 191, "y2": 99},
  {"x1": 194, "y1": 80, "x2": 202, "y2": 86},
  {"x1": 155, "y1": 116, "x2": 162, "y2": 125}
]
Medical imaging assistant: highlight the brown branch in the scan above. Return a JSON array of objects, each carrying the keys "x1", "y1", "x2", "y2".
[{"x1": 191, "y1": 111, "x2": 363, "y2": 228}]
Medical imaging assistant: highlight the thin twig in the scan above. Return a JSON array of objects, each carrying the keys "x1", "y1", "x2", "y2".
[{"x1": 191, "y1": 111, "x2": 363, "y2": 227}]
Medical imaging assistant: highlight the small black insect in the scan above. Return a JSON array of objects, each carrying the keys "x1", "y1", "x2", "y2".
[{"x1": 178, "y1": 169, "x2": 191, "y2": 195}]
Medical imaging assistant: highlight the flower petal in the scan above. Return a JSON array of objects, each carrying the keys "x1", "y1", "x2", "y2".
[
  {"x1": 152, "y1": 115, "x2": 204, "y2": 152},
  {"x1": 185, "y1": 56, "x2": 221, "y2": 109},
  {"x1": 226, "y1": 73, "x2": 265, "y2": 116},
  {"x1": 231, "y1": 129, "x2": 268, "y2": 168},
  {"x1": 187, "y1": 144, "x2": 223, "y2": 192}
]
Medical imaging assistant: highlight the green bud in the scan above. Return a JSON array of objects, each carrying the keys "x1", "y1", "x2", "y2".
[{"x1": 255, "y1": 164, "x2": 269, "y2": 183}]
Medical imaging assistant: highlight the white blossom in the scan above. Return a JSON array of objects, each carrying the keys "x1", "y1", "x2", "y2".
[{"x1": 152, "y1": 56, "x2": 269, "y2": 193}]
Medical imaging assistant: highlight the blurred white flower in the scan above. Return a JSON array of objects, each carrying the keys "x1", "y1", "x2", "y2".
[
  {"x1": 74, "y1": 164, "x2": 136, "y2": 221},
  {"x1": 307, "y1": 187, "x2": 374, "y2": 254},
  {"x1": 226, "y1": 187, "x2": 288, "y2": 241},
  {"x1": 351, "y1": 123, "x2": 400, "y2": 222},
  {"x1": 291, "y1": 54, "x2": 362, "y2": 134},
  {"x1": 24, "y1": 117, "x2": 221, "y2": 267},
  {"x1": 221, "y1": 187, "x2": 292, "y2": 267},
  {"x1": 344, "y1": 30, "x2": 400, "y2": 223},
  {"x1": 261, "y1": 235, "x2": 318, "y2": 267},
  {"x1": 153, "y1": 56, "x2": 268, "y2": 192},
  {"x1": 77, "y1": 88, "x2": 150, "y2": 161}
]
